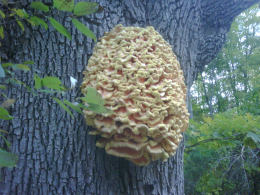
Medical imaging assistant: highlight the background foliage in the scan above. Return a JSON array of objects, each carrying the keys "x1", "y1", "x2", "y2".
[{"x1": 184, "y1": 5, "x2": 260, "y2": 195}]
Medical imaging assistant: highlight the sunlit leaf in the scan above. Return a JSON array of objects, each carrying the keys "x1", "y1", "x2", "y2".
[
  {"x1": 34, "y1": 74, "x2": 42, "y2": 89},
  {"x1": 53, "y1": 0, "x2": 74, "y2": 12},
  {"x1": 0, "y1": 107, "x2": 13, "y2": 120},
  {"x1": 30, "y1": 1, "x2": 49, "y2": 12},
  {"x1": 73, "y1": 2, "x2": 98, "y2": 16},
  {"x1": 0, "y1": 9, "x2": 5, "y2": 18},
  {"x1": 27, "y1": 18, "x2": 36, "y2": 26},
  {"x1": 64, "y1": 100, "x2": 82, "y2": 114},
  {"x1": 1, "y1": 63, "x2": 13, "y2": 68},
  {"x1": 16, "y1": 20, "x2": 24, "y2": 31},
  {"x1": 80, "y1": 88, "x2": 112, "y2": 114},
  {"x1": 13, "y1": 9, "x2": 29, "y2": 18},
  {"x1": 29, "y1": 16, "x2": 48, "y2": 30},
  {"x1": 72, "y1": 18, "x2": 96, "y2": 42},
  {"x1": 48, "y1": 17, "x2": 72, "y2": 40},
  {"x1": 82, "y1": 87, "x2": 104, "y2": 105},
  {"x1": 87, "y1": 103, "x2": 113, "y2": 114},
  {"x1": 23, "y1": 60, "x2": 34, "y2": 65},
  {"x1": 0, "y1": 85, "x2": 6, "y2": 89},
  {"x1": 0, "y1": 148, "x2": 17, "y2": 168},
  {"x1": 0, "y1": 25, "x2": 4, "y2": 39},
  {"x1": 53, "y1": 98, "x2": 73, "y2": 117},
  {"x1": 42, "y1": 76, "x2": 65, "y2": 91},
  {"x1": 13, "y1": 64, "x2": 30, "y2": 71}
]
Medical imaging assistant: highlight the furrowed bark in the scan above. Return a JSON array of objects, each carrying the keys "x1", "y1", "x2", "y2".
[{"x1": 0, "y1": 0, "x2": 259, "y2": 194}]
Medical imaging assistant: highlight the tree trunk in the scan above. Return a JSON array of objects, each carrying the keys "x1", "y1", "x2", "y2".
[{"x1": 1, "y1": 0, "x2": 259, "y2": 194}]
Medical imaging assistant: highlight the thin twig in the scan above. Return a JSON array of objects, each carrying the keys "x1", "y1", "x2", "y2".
[
  {"x1": 186, "y1": 136, "x2": 234, "y2": 149},
  {"x1": 240, "y1": 146, "x2": 250, "y2": 192}
]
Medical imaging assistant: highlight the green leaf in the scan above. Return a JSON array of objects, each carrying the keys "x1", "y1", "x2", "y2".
[
  {"x1": 48, "y1": 17, "x2": 72, "y2": 40},
  {"x1": 0, "y1": 129, "x2": 8, "y2": 134},
  {"x1": 13, "y1": 64, "x2": 30, "y2": 71},
  {"x1": 0, "y1": 107, "x2": 13, "y2": 120},
  {"x1": 42, "y1": 76, "x2": 65, "y2": 90},
  {"x1": 0, "y1": 63, "x2": 5, "y2": 78},
  {"x1": 87, "y1": 103, "x2": 113, "y2": 114},
  {"x1": 16, "y1": 20, "x2": 24, "y2": 31},
  {"x1": 34, "y1": 74, "x2": 42, "y2": 89},
  {"x1": 23, "y1": 60, "x2": 34, "y2": 65},
  {"x1": 27, "y1": 18, "x2": 36, "y2": 26},
  {"x1": 53, "y1": 0, "x2": 74, "y2": 12},
  {"x1": 29, "y1": 16, "x2": 48, "y2": 30},
  {"x1": 8, "y1": 78, "x2": 23, "y2": 85},
  {"x1": 73, "y1": 2, "x2": 98, "y2": 16},
  {"x1": 72, "y1": 18, "x2": 96, "y2": 42},
  {"x1": 0, "y1": 134, "x2": 11, "y2": 148},
  {"x1": 244, "y1": 132, "x2": 260, "y2": 149},
  {"x1": 53, "y1": 98, "x2": 73, "y2": 117},
  {"x1": 1, "y1": 63, "x2": 13, "y2": 68},
  {"x1": 13, "y1": 9, "x2": 29, "y2": 18},
  {"x1": 82, "y1": 87, "x2": 104, "y2": 105},
  {"x1": 64, "y1": 100, "x2": 82, "y2": 114},
  {"x1": 80, "y1": 88, "x2": 113, "y2": 114},
  {"x1": 77, "y1": 103, "x2": 89, "y2": 110},
  {"x1": 0, "y1": 9, "x2": 5, "y2": 18},
  {"x1": 0, "y1": 85, "x2": 6, "y2": 89},
  {"x1": 7, "y1": 78, "x2": 32, "y2": 92},
  {"x1": 0, "y1": 25, "x2": 4, "y2": 39},
  {"x1": 30, "y1": 1, "x2": 49, "y2": 12},
  {"x1": 0, "y1": 148, "x2": 18, "y2": 168}
]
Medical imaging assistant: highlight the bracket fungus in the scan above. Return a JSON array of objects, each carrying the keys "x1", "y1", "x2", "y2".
[{"x1": 81, "y1": 24, "x2": 189, "y2": 166}]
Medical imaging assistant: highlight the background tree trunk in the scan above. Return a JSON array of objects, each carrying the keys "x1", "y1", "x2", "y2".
[{"x1": 1, "y1": 0, "x2": 259, "y2": 194}]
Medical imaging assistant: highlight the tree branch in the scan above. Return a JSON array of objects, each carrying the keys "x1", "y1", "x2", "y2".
[
  {"x1": 185, "y1": 136, "x2": 235, "y2": 149},
  {"x1": 201, "y1": 0, "x2": 260, "y2": 28}
]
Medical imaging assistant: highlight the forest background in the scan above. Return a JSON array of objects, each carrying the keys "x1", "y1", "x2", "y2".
[{"x1": 184, "y1": 5, "x2": 260, "y2": 195}]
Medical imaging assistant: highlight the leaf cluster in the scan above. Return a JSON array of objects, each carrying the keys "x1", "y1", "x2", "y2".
[
  {"x1": 185, "y1": 112, "x2": 260, "y2": 194},
  {"x1": 0, "y1": 0, "x2": 100, "y2": 45},
  {"x1": 0, "y1": 0, "x2": 107, "y2": 168},
  {"x1": 0, "y1": 60, "x2": 112, "y2": 167},
  {"x1": 186, "y1": 5, "x2": 260, "y2": 194}
]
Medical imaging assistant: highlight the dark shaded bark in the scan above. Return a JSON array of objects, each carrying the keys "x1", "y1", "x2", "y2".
[{"x1": 1, "y1": 0, "x2": 259, "y2": 194}]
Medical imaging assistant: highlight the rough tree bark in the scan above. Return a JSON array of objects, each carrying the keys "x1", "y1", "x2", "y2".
[{"x1": 0, "y1": 0, "x2": 259, "y2": 194}]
